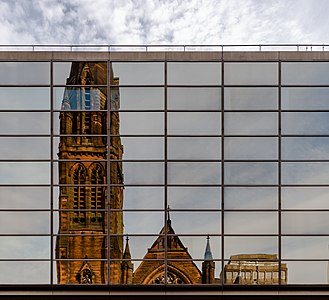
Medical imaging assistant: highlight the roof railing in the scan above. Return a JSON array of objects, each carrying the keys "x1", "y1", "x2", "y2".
[{"x1": 0, "y1": 44, "x2": 328, "y2": 52}]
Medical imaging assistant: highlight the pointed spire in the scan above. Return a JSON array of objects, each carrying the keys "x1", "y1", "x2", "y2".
[
  {"x1": 167, "y1": 205, "x2": 171, "y2": 226},
  {"x1": 123, "y1": 236, "x2": 131, "y2": 259},
  {"x1": 204, "y1": 235, "x2": 213, "y2": 260}
]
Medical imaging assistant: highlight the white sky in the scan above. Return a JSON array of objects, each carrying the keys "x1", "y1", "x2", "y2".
[{"x1": 0, "y1": 0, "x2": 329, "y2": 45}]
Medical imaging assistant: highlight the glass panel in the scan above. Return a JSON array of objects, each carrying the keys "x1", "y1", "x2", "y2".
[
  {"x1": 224, "y1": 112, "x2": 278, "y2": 135},
  {"x1": 224, "y1": 187, "x2": 277, "y2": 209},
  {"x1": 115, "y1": 87, "x2": 164, "y2": 110},
  {"x1": 0, "y1": 212, "x2": 50, "y2": 234},
  {"x1": 282, "y1": 112, "x2": 329, "y2": 135},
  {"x1": 121, "y1": 137, "x2": 164, "y2": 160},
  {"x1": 168, "y1": 187, "x2": 221, "y2": 209},
  {"x1": 167, "y1": 62, "x2": 221, "y2": 85},
  {"x1": 282, "y1": 261, "x2": 326, "y2": 284},
  {"x1": 54, "y1": 87, "x2": 107, "y2": 110},
  {"x1": 168, "y1": 112, "x2": 221, "y2": 135},
  {"x1": 282, "y1": 187, "x2": 329, "y2": 209},
  {"x1": 123, "y1": 187, "x2": 164, "y2": 209},
  {"x1": 0, "y1": 87, "x2": 50, "y2": 110},
  {"x1": 0, "y1": 237, "x2": 50, "y2": 259},
  {"x1": 282, "y1": 162, "x2": 329, "y2": 184},
  {"x1": 0, "y1": 162, "x2": 50, "y2": 184},
  {"x1": 123, "y1": 211, "x2": 164, "y2": 234},
  {"x1": 119, "y1": 112, "x2": 164, "y2": 135},
  {"x1": 0, "y1": 187, "x2": 50, "y2": 209},
  {"x1": 168, "y1": 162, "x2": 221, "y2": 184},
  {"x1": 0, "y1": 112, "x2": 50, "y2": 134},
  {"x1": 53, "y1": 62, "x2": 107, "y2": 85},
  {"x1": 168, "y1": 137, "x2": 221, "y2": 160},
  {"x1": 224, "y1": 63, "x2": 278, "y2": 85},
  {"x1": 282, "y1": 137, "x2": 329, "y2": 160},
  {"x1": 282, "y1": 212, "x2": 329, "y2": 234},
  {"x1": 111, "y1": 62, "x2": 164, "y2": 85},
  {"x1": 0, "y1": 261, "x2": 50, "y2": 284},
  {"x1": 282, "y1": 237, "x2": 329, "y2": 259},
  {"x1": 282, "y1": 62, "x2": 329, "y2": 85},
  {"x1": 0, "y1": 62, "x2": 50, "y2": 85},
  {"x1": 224, "y1": 88, "x2": 278, "y2": 110},
  {"x1": 224, "y1": 137, "x2": 277, "y2": 160},
  {"x1": 170, "y1": 212, "x2": 221, "y2": 234},
  {"x1": 224, "y1": 237, "x2": 278, "y2": 259},
  {"x1": 224, "y1": 162, "x2": 277, "y2": 185},
  {"x1": 0, "y1": 137, "x2": 50, "y2": 159},
  {"x1": 282, "y1": 88, "x2": 329, "y2": 110},
  {"x1": 224, "y1": 212, "x2": 278, "y2": 234},
  {"x1": 119, "y1": 162, "x2": 164, "y2": 185},
  {"x1": 168, "y1": 88, "x2": 221, "y2": 110}
]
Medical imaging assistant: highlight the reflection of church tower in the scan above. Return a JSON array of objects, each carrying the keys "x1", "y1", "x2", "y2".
[{"x1": 56, "y1": 62, "x2": 124, "y2": 284}]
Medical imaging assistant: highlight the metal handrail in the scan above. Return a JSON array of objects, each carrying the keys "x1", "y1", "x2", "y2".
[{"x1": 0, "y1": 44, "x2": 328, "y2": 52}]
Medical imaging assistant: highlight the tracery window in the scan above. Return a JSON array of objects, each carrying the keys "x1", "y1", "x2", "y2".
[{"x1": 73, "y1": 164, "x2": 86, "y2": 223}]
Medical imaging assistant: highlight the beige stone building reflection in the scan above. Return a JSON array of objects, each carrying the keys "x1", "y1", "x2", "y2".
[{"x1": 56, "y1": 62, "x2": 287, "y2": 285}]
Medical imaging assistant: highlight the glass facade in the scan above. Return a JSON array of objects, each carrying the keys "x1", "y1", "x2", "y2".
[{"x1": 1, "y1": 52, "x2": 329, "y2": 286}]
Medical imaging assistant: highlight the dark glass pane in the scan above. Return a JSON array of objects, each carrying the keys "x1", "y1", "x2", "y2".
[
  {"x1": 168, "y1": 112, "x2": 221, "y2": 135},
  {"x1": 0, "y1": 62, "x2": 50, "y2": 84},
  {"x1": 167, "y1": 62, "x2": 221, "y2": 85},
  {"x1": 282, "y1": 88, "x2": 329, "y2": 110},
  {"x1": 112, "y1": 62, "x2": 164, "y2": 85},
  {"x1": 224, "y1": 63, "x2": 278, "y2": 85},
  {"x1": 225, "y1": 137, "x2": 277, "y2": 160},
  {"x1": 168, "y1": 162, "x2": 221, "y2": 184},
  {"x1": 225, "y1": 112, "x2": 278, "y2": 135},
  {"x1": 168, "y1": 88, "x2": 221, "y2": 110},
  {"x1": 0, "y1": 87, "x2": 50, "y2": 110},
  {"x1": 168, "y1": 137, "x2": 221, "y2": 160},
  {"x1": 224, "y1": 162, "x2": 278, "y2": 185},
  {"x1": 224, "y1": 88, "x2": 278, "y2": 110},
  {"x1": 282, "y1": 62, "x2": 329, "y2": 85},
  {"x1": 224, "y1": 187, "x2": 277, "y2": 209}
]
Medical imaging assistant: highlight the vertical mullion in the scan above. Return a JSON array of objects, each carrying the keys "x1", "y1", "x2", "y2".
[
  {"x1": 278, "y1": 60, "x2": 282, "y2": 285},
  {"x1": 164, "y1": 60, "x2": 168, "y2": 286},
  {"x1": 107, "y1": 59, "x2": 111, "y2": 284},
  {"x1": 221, "y1": 58, "x2": 225, "y2": 286},
  {"x1": 50, "y1": 60, "x2": 54, "y2": 285}
]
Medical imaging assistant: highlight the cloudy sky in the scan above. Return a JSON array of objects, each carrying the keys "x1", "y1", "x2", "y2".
[{"x1": 0, "y1": 0, "x2": 329, "y2": 45}]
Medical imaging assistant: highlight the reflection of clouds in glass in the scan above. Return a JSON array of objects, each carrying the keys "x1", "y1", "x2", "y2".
[
  {"x1": 282, "y1": 112, "x2": 329, "y2": 135},
  {"x1": 282, "y1": 187, "x2": 329, "y2": 209},
  {"x1": 225, "y1": 163, "x2": 277, "y2": 185},
  {"x1": 224, "y1": 212, "x2": 277, "y2": 234},
  {"x1": 168, "y1": 163, "x2": 221, "y2": 184},
  {"x1": 225, "y1": 137, "x2": 277, "y2": 160},
  {"x1": 122, "y1": 137, "x2": 163, "y2": 160},
  {"x1": 123, "y1": 187, "x2": 164, "y2": 209},
  {"x1": 224, "y1": 187, "x2": 277, "y2": 209},
  {"x1": 53, "y1": 62, "x2": 71, "y2": 85},
  {"x1": 282, "y1": 163, "x2": 329, "y2": 184},
  {"x1": 225, "y1": 112, "x2": 277, "y2": 135},
  {"x1": 123, "y1": 212, "x2": 164, "y2": 235},
  {"x1": 224, "y1": 237, "x2": 277, "y2": 259},
  {"x1": 122, "y1": 162, "x2": 164, "y2": 184},
  {"x1": 119, "y1": 88, "x2": 164, "y2": 110},
  {"x1": 180, "y1": 236, "x2": 221, "y2": 260},
  {"x1": 120, "y1": 112, "x2": 163, "y2": 135}
]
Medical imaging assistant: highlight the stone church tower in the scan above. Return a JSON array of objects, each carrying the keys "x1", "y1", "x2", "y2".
[{"x1": 56, "y1": 62, "x2": 124, "y2": 284}]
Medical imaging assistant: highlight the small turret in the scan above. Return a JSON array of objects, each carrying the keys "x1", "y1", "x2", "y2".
[
  {"x1": 121, "y1": 236, "x2": 134, "y2": 284},
  {"x1": 202, "y1": 236, "x2": 215, "y2": 284}
]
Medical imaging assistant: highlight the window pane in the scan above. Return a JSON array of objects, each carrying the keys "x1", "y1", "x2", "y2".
[
  {"x1": 112, "y1": 62, "x2": 164, "y2": 85},
  {"x1": 168, "y1": 162, "x2": 221, "y2": 184},
  {"x1": 224, "y1": 187, "x2": 277, "y2": 209},
  {"x1": 119, "y1": 162, "x2": 164, "y2": 184},
  {"x1": 168, "y1": 88, "x2": 221, "y2": 110},
  {"x1": 224, "y1": 88, "x2": 278, "y2": 110},
  {"x1": 167, "y1": 62, "x2": 221, "y2": 85},
  {"x1": 123, "y1": 212, "x2": 164, "y2": 234},
  {"x1": 282, "y1": 162, "x2": 329, "y2": 184},
  {"x1": 224, "y1": 212, "x2": 278, "y2": 234},
  {"x1": 0, "y1": 62, "x2": 50, "y2": 84},
  {"x1": 225, "y1": 113, "x2": 277, "y2": 135},
  {"x1": 0, "y1": 87, "x2": 50, "y2": 110},
  {"x1": 224, "y1": 63, "x2": 278, "y2": 85},
  {"x1": 282, "y1": 62, "x2": 329, "y2": 85},
  {"x1": 168, "y1": 137, "x2": 221, "y2": 160},
  {"x1": 123, "y1": 187, "x2": 164, "y2": 209},
  {"x1": 225, "y1": 162, "x2": 277, "y2": 185},
  {"x1": 225, "y1": 137, "x2": 277, "y2": 160},
  {"x1": 282, "y1": 88, "x2": 329, "y2": 110},
  {"x1": 282, "y1": 112, "x2": 329, "y2": 135},
  {"x1": 121, "y1": 137, "x2": 164, "y2": 160},
  {"x1": 168, "y1": 112, "x2": 221, "y2": 135}
]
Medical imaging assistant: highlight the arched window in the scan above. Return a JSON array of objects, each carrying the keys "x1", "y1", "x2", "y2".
[
  {"x1": 73, "y1": 164, "x2": 86, "y2": 223},
  {"x1": 91, "y1": 164, "x2": 105, "y2": 212}
]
